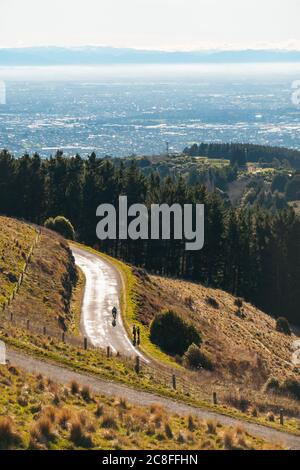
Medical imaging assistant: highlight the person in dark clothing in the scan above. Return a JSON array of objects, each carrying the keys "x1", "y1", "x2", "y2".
[
  {"x1": 137, "y1": 326, "x2": 141, "y2": 345},
  {"x1": 133, "y1": 325, "x2": 137, "y2": 346}
]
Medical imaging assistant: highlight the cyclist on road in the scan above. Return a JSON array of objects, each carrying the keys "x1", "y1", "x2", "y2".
[{"x1": 112, "y1": 307, "x2": 117, "y2": 320}]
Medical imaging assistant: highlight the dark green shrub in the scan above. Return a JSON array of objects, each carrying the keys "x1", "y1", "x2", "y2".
[
  {"x1": 206, "y1": 296, "x2": 219, "y2": 309},
  {"x1": 264, "y1": 377, "x2": 280, "y2": 394},
  {"x1": 276, "y1": 317, "x2": 291, "y2": 335},
  {"x1": 183, "y1": 343, "x2": 213, "y2": 371},
  {"x1": 44, "y1": 216, "x2": 75, "y2": 240},
  {"x1": 281, "y1": 379, "x2": 300, "y2": 401},
  {"x1": 150, "y1": 310, "x2": 201, "y2": 356},
  {"x1": 234, "y1": 298, "x2": 243, "y2": 308},
  {"x1": 235, "y1": 309, "x2": 246, "y2": 319}
]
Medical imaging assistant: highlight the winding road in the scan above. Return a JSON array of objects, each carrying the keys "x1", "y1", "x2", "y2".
[
  {"x1": 71, "y1": 245, "x2": 147, "y2": 361},
  {"x1": 5, "y1": 243, "x2": 300, "y2": 449}
]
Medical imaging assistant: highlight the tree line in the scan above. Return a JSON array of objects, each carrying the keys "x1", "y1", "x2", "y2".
[
  {"x1": 184, "y1": 142, "x2": 300, "y2": 168},
  {"x1": 0, "y1": 150, "x2": 299, "y2": 325}
]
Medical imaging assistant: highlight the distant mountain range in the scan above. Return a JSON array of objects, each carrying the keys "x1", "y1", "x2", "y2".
[{"x1": 0, "y1": 47, "x2": 300, "y2": 65}]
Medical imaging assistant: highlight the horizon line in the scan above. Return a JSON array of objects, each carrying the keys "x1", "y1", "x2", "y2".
[{"x1": 1, "y1": 45, "x2": 300, "y2": 53}]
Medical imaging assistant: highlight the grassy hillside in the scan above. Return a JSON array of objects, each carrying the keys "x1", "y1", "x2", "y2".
[
  {"x1": 0, "y1": 216, "x2": 77, "y2": 331},
  {"x1": 0, "y1": 223, "x2": 299, "y2": 438},
  {"x1": 0, "y1": 364, "x2": 281, "y2": 450},
  {"x1": 0, "y1": 217, "x2": 37, "y2": 307},
  {"x1": 137, "y1": 274, "x2": 294, "y2": 376},
  {"x1": 129, "y1": 268, "x2": 300, "y2": 421}
]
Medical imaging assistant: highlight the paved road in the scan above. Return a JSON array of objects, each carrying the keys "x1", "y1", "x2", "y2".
[
  {"x1": 7, "y1": 348, "x2": 300, "y2": 450},
  {"x1": 71, "y1": 246, "x2": 147, "y2": 361}
]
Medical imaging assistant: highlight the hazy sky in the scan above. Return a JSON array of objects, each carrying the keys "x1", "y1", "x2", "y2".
[{"x1": 1, "y1": 0, "x2": 299, "y2": 50}]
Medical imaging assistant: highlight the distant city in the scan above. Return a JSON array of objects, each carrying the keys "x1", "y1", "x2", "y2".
[{"x1": 0, "y1": 62, "x2": 299, "y2": 157}]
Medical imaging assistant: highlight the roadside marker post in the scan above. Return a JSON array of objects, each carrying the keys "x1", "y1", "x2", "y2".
[
  {"x1": 172, "y1": 374, "x2": 177, "y2": 390},
  {"x1": 135, "y1": 356, "x2": 140, "y2": 374},
  {"x1": 280, "y1": 409, "x2": 284, "y2": 426}
]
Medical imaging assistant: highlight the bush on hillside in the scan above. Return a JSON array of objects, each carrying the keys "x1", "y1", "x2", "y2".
[
  {"x1": 264, "y1": 377, "x2": 300, "y2": 401},
  {"x1": 44, "y1": 216, "x2": 75, "y2": 240},
  {"x1": 183, "y1": 343, "x2": 213, "y2": 371},
  {"x1": 150, "y1": 310, "x2": 201, "y2": 356},
  {"x1": 276, "y1": 317, "x2": 291, "y2": 335},
  {"x1": 234, "y1": 298, "x2": 243, "y2": 308},
  {"x1": 281, "y1": 379, "x2": 300, "y2": 401},
  {"x1": 263, "y1": 377, "x2": 280, "y2": 394},
  {"x1": 206, "y1": 296, "x2": 219, "y2": 309}
]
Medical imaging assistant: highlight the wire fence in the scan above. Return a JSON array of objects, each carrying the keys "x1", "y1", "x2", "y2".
[
  {"x1": 0, "y1": 306, "x2": 213, "y2": 402},
  {"x1": 1, "y1": 228, "x2": 41, "y2": 310},
  {"x1": 0, "y1": 225, "x2": 213, "y2": 401}
]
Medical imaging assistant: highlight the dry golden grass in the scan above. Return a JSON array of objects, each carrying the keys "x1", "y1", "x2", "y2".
[
  {"x1": 0, "y1": 416, "x2": 22, "y2": 450},
  {"x1": 0, "y1": 216, "x2": 36, "y2": 307},
  {"x1": 134, "y1": 270, "x2": 300, "y2": 420},
  {"x1": 0, "y1": 364, "x2": 282, "y2": 450},
  {"x1": 0, "y1": 216, "x2": 78, "y2": 331},
  {"x1": 137, "y1": 272, "x2": 298, "y2": 380}
]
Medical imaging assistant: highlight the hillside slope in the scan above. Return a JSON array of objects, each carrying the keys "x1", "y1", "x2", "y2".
[
  {"x1": 134, "y1": 269, "x2": 300, "y2": 402},
  {"x1": 0, "y1": 216, "x2": 77, "y2": 331}
]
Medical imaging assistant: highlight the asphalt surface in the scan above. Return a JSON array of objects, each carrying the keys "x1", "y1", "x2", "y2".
[
  {"x1": 7, "y1": 348, "x2": 300, "y2": 450},
  {"x1": 72, "y1": 246, "x2": 147, "y2": 361}
]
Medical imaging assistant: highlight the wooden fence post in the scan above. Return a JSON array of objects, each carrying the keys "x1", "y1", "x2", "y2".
[
  {"x1": 280, "y1": 409, "x2": 284, "y2": 426},
  {"x1": 172, "y1": 374, "x2": 177, "y2": 390},
  {"x1": 62, "y1": 332, "x2": 65, "y2": 343},
  {"x1": 135, "y1": 356, "x2": 140, "y2": 373},
  {"x1": 26, "y1": 319, "x2": 30, "y2": 330},
  {"x1": 213, "y1": 391, "x2": 217, "y2": 405},
  {"x1": 107, "y1": 346, "x2": 110, "y2": 358},
  {"x1": 84, "y1": 337, "x2": 88, "y2": 350}
]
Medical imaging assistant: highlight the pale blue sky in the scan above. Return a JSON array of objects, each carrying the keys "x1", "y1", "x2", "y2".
[{"x1": 1, "y1": 0, "x2": 299, "y2": 50}]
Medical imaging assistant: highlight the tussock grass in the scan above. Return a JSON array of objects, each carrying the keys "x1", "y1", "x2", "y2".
[
  {"x1": 0, "y1": 364, "x2": 281, "y2": 450},
  {"x1": 206, "y1": 419, "x2": 217, "y2": 435},
  {"x1": 0, "y1": 417, "x2": 22, "y2": 449},
  {"x1": 80, "y1": 385, "x2": 93, "y2": 402},
  {"x1": 70, "y1": 420, "x2": 94, "y2": 448}
]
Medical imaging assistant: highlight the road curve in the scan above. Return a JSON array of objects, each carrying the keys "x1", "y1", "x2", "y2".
[
  {"x1": 7, "y1": 348, "x2": 300, "y2": 450},
  {"x1": 71, "y1": 245, "x2": 147, "y2": 362}
]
